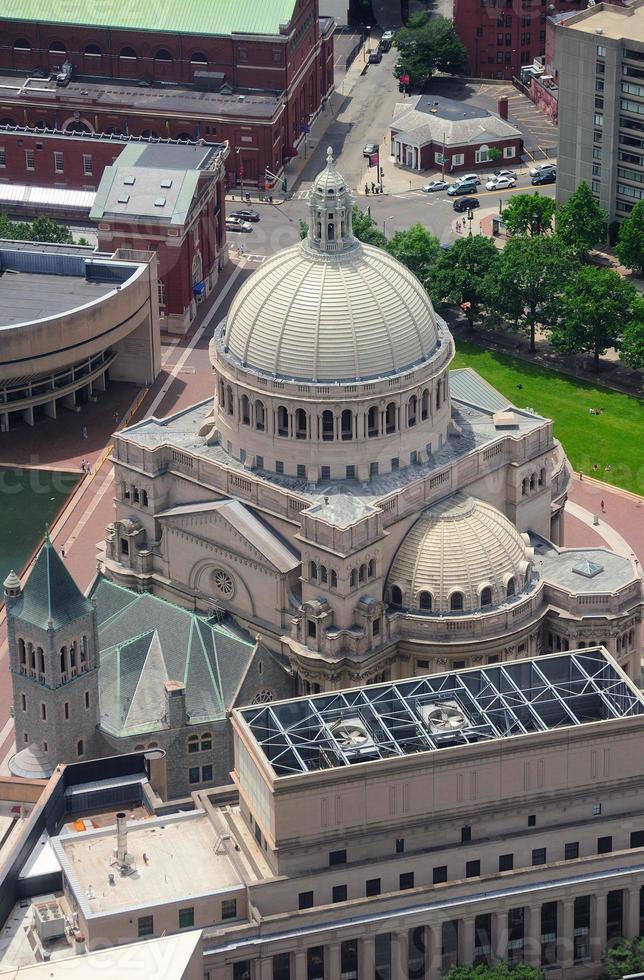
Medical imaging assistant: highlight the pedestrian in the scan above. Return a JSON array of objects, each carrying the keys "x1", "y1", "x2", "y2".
[
  {"x1": 579, "y1": 470, "x2": 583, "y2": 481},
  {"x1": 371, "y1": 181, "x2": 375, "y2": 194},
  {"x1": 81, "y1": 425, "x2": 88, "y2": 440},
  {"x1": 601, "y1": 499, "x2": 605, "y2": 512},
  {"x1": 365, "y1": 182, "x2": 369, "y2": 195},
  {"x1": 80, "y1": 460, "x2": 86, "y2": 474},
  {"x1": 86, "y1": 461, "x2": 92, "y2": 475},
  {"x1": 113, "y1": 410, "x2": 119, "y2": 425},
  {"x1": 61, "y1": 546, "x2": 65, "y2": 559}
]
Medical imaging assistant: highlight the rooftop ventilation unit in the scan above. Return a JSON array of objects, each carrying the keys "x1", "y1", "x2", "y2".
[
  {"x1": 330, "y1": 717, "x2": 375, "y2": 756},
  {"x1": 418, "y1": 700, "x2": 469, "y2": 733},
  {"x1": 123, "y1": 176, "x2": 136, "y2": 185},
  {"x1": 34, "y1": 901, "x2": 66, "y2": 942}
]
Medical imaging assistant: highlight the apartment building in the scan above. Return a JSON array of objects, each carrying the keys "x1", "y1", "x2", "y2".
[{"x1": 554, "y1": 0, "x2": 644, "y2": 220}]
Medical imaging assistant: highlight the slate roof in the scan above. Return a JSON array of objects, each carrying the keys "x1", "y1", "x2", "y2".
[
  {"x1": 92, "y1": 578, "x2": 256, "y2": 736},
  {"x1": 391, "y1": 95, "x2": 521, "y2": 148},
  {"x1": 14, "y1": 534, "x2": 93, "y2": 631}
]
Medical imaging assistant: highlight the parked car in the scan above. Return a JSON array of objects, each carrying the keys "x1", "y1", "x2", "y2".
[
  {"x1": 531, "y1": 170, "x2": 556, "y2": 185},
  {"x1": 368, "y1": 48, "x2": 382, "y2": 63},
  {"x1": 381, "y1": 30, "x2": 394, "y2": 51},
  {"x1": 456, "y1": 173, "x2": 481, "y2": 185},
  {"x1": 530, "y1": 162, "x2": 557, "y2": 176},
  {"x1": 492, "y1": 169, "x2": 516, "y2": 179},
  {"x1": 226, "y1": 217, "x2": 252, "y2": 232},
  {"x1": 453, "y1": 197, "x2": 480, "y2": 212},
  {"x1": 485, "y1": 174, "x2": 516, "y2": 190},
  {"x1": 448, "y1": 180, "x2": 478, "y2": 196},
  {"x1": 229, "y1": 208, "x2": 260, "y2": 222},
  {"x1": 381, "y1": 29, "x2": 395, "y2": 42},
  {"x1": 363, "y1": 142, "x2": 379, "y2": 158},
  {"x1": 422, "y1": 179, "x2": 449, "y2": 192}
]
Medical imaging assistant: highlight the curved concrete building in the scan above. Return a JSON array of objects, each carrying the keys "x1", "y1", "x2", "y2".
[{"x1": 0, "y1": 241, "x2": 161, "y2": 429}]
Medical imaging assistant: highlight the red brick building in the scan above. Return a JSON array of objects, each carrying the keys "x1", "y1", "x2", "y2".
[
  {"x1": 454, "y1": 0, "x2": 585, "y2": 79},
  {"x1": 0, "y1": 0, "x2": 334, "y2": 186}
]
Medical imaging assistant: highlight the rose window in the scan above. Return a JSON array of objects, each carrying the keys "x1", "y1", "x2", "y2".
[
  {"x1": 212, "y1": 568, "x2": 234, "y2": 597},
  {"x1": 252, "y1": 689, "x2": 274, "y2": 704}
]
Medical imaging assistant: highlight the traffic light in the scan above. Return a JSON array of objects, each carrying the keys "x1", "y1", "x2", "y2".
[
  {"x1": 281, "y1": 177, "x2": 288, "y2": 193},
  {"x1": 380, "y1": 167, "x2": 384, "y2": 178}
]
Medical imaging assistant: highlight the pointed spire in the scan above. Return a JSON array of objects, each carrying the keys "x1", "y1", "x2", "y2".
[
  {"x1": 15, "y1": 533, "x2": 93, "y2": 631},
  {"x1": 3, "y1": 569, "x2": 21, "y2": 592},
  {"x1": 326, "y1": 145, "x2": 334, "y2": 168}
]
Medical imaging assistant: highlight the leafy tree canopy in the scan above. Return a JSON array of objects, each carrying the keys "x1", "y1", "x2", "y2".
[
  {"x1": 385, "y1": 222, "x2": 440, "y2": 285},
  {"x1": 599, "y1": 937, "x2": 644, "y2": 980},
  {"x1": 351, "y1": 204, "x2": 387, "y2": 247},
  {"x1": 549, "y1": 265, "x2": 637, "y2": 370},
  {"x1": 615, "y1": 200, "x2": 644, "y2": 275},
  {"x1": 429, "y1": 234, "x2": 499, "y2": 328},
  {"x1": 0, "y1": 213, "x2": 73, "y2": 244},
  {"x1": 393, "y1": 14, "x2": 468, "y2": 85},
  {"x1": 555, "y1": 182, "x2": 607, "y2": 259},
  {"x1": 501, "y1": 193, "x2": 556, "y2": 237},
  {"x1": 444, "y1": 961, "x2": 544, "y2": 980},
  {"x1": 619, "y1": 296, "x2": 644, "y2": 371}
]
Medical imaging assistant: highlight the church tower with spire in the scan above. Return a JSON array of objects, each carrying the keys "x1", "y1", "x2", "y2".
[{"x1": 5, "y1": 534, "x2": 101, "y2": 779}]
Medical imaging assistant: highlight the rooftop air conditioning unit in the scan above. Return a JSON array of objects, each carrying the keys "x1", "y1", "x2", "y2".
[
  {"x1": 419, "y1": 700, "x2": 468, "y2": 733},
  {"x1": 331, "y1": 717, "x2": 375, "y2": 756}
]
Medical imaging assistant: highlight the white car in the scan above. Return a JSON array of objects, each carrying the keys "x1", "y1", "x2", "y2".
[
  {"x1": 486, "y1": 174, "x2": 517, "y2": 190},
  {"x1": 530, "y1": 162, "x2": 557, "y2": 177},
  {"x1": 492, "y1": 169, "x2": 516, "y2": 179},
  {"x1": 456, "y1": 173, "x2": 480, "y2": 185},
  {"x1": 226, "y1": 216, "x2": 252, "y2": 233},
  {"x1": 422, "y1": 179, "x2": 449, "y2": 192}
]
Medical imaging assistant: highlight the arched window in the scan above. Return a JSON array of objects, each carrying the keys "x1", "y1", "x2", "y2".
[
  {"x1": 521, "y1": 477, "x2": 528, "y2": 497},
  {"x1": 84, "y1": 43, "x2": 101, "y2": 56},
  {"x1": 421, "y1": 389, "x2": 429, "y2": 420},
  {"x1": 13, "y1": 38, "x2": 31, "y2": 51},
  {"x1": 134, "y1": 744, "x2": 145, "y2": 751},
  {"x1": 60, "y1": 646, "x2": 67, "y2": 673},
  {"x1": 190, "y1": 52, "x2": 208, "y2": 64},
  {"x1": 506, "y1": 577, "x2": 515, "y2": 598},
  {"x1": 141, "y1": 489, "x2": 149, "y2": 507},
  {"x1": 480, "y1": 586, "x2": 493, "y2": 608},
  {"x1": 617, "y1": 636, "x2": 622, "y2": 653},
  {"x1": 241, "y1": 394, "x2": 250, "y2": 425},
  {"x1": 176, "y1": 132, "x2": 192, "y2": 142},
  {"x1": 104, "y1": 125, "x2": 122, "y2": 136},
  {"x1": 120, "y1": 46, "x2": 137, "y2": 59},
  {"x1": 77, "y1": 739, "x2": 84, "y2": 757},
  {"x1": 408, "y1": 394, "x2": 417, "y2": 427},
  {"x1": 350, "y1": 569, "x2": 357, "y2": 588},
  {"x1": 29, "y1": 644, "x2": 35, "y2": 669},
  {"x1": 154, "y1": 49, "x2": 173, "y2": 62},
  {"x1": 385, "y1": 402, "x2": 396, "y2": 434},
  {"x1": 341, "y1": 409, "x2": 353, "y2": 441},
  {"x1": 295, "y1": 408, "x2": 307, "y2": 439},
  {"x1": 277, "y1": 405, "x2": 289, "y2": 437},
  {"x1": 218, "y1": 378, "x2": 225, "y2": 405},
  {"x1": 629, "y1": 629, "x2": 634, "y2": 646},
  {"x1": 419, "y1": 591, "x2": 432, "y2": 611},
  {"x1": 539, "y1": 467, "x2": 546, "y2": 487},
  {"x1": 81, "y1": 636, "x2": 88, "y2": 662},
  {"x1": 66, "y1": 121, "x2": 91, "y2": 133},
  {"x1": 49, "y1": 41, "x2": 66, "y2": 54},
  {"x1": 201, "y1": 732, "x2": 212, "y2": 751},
  {"x1": 450, "y1": 591, "x2": 464, "y2": 612},
  {"x1": 320, "y1": 565, "x2": 328, "y2": 584},
  {"x1": 367, "y1": 406, "x2": 379, "y2": 438},
  {"x1": 33, "y1": 120, "x2": 48, "y2": 130},
  {"x1": 322, "y1": 410, "x2": 334, "y2": 441},
  {"x1": 18, "y1": 639, "x2": 26, "y2": 665},
  {"x1": 310, "y1": 561, "x2": 318, "y2": 580},
  {"x1": 359, "y1": 564, "x2": 366, "y2": 583},
  {"x1": 529, "y1": 473, "x2": 536, "y2": 491},
  {"x1": 255, "y1": 400, "x2": 265, "y2": 431},
  {"x1": 226, "y1": 385, "x2": 234, "y2": 416},
  {"x1": 368, "y1": 559, "x2": 376, "y2": 578},
  {"x1": 391, "y1": 585, "x2": 403, "y2": 607},
  {"x1": 0, "y1": 117, "x2": 17, "y2": 127},
  {"x1": 188, "y1": 734, "x2": 199, "y2": 753},
  {"x1": 435, "y1": 379, "x2": 442, "y2": 410},
  {"x1": 141, "y1": 128, "x2": 159, "y2": 139},
  {"x1": 330, "y1": 570, "x2": 338, "y2": 588}
]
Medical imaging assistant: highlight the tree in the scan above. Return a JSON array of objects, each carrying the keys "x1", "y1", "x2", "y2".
[
  {"x1": 483, "y1": 236, "x2": 571, "y2": 352},
  {"x1": 444, "y1": 961, "x2": 544, "y2": 980},
  {"x1": 385, "y1": 223, "x2": 440, "y2": 286},
  {"x1": 555, "y1": 182, "x2": 607, "y2": 260},
  {"x1": 0, "y1": 212, "x2": 73, "y2": 244},
  {"x1": 615, "y1": 200, "x2": 644, "y2": 275},
  {"x1": 351, "y1": 205, "x2": 387, "y2": 247},
  {"x1": 393, "y1": 14, "x2": 467, "y2": 86},
  {"x1": 619, "y1": 296, "x2": 644, "y2": 370},
  {"x1": 487, "y1": 147, "x2": 502, "y2": 163},
  {"x1": 599, "y1": 937, "x2": 644, "y2": 980},
  {"x1": 501, "y1": 193, "x2": 555, "y2": 237},
  {"x1": 429, "y1": 235, "x2": 499, "y2": 329},
  {"x1": 549, "y1": 265, "x2": 637, "y2": 370}
]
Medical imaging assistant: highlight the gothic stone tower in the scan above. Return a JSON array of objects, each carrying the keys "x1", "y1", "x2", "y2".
[{"x1": 5, "y1": 535, "x2": 101, "y2": 779}]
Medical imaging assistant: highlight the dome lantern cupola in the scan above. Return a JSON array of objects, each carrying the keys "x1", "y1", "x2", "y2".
[{"x1": 306, "y1": 146, "x2": 355, "y2": 254}]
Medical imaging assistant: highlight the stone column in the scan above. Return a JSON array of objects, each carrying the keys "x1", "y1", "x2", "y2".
[
  {"x1": 358, "y1": 934, "x2": 375, "y2": 980},
  {"x1": 524, "y1": 904, "x2": 542, "y2": 968},
  {"x1": 625, "y1": 885, "x2": 641, "y2": 939},
  {"x1": 294, "y1": 949, "x2": 307, "y2": 980},
  {"x1": 259, "y1": 956, "x2": 273, "y2": 980},
  {"x1": 326, "y1": 943, "x2": 341, "y2": 980},
  {"x1": 459, "y1": 916, "x2": 475, "y2": 967},
  {"x1": 391, "y1": 929, "x2": 409, "y2": 978},
  {"x1": 559, "y1": 897, "x2": 575, "y2": 970},
  {"x1": 590, "y1": 891, "x2": 608, "y2": 962},
  {"x1": 427, "y1": 921, "x2": 442, "y2": 980},
  {"x1": 493, "y1": 909, "x2": 509, "y2": 962}
]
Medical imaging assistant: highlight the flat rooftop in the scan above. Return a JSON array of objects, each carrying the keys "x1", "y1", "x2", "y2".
[
  {"x1": 566, "y1": 2, "x2": 644, "y2": 42},
  {"x1": 534, "y1": 538, "x2": 638, "y2": 593},
  {"x1": 0, "y1": 271, "x2": 113, "y2": 326},
  {"x1": 53, "y1": 811, "x2": 241, "y2": 914},
  {"x1": 237, "y1": 650, "x2": 644, "y2": 776}
]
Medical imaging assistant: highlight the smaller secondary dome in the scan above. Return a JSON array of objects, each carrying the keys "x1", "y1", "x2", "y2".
[
  {"x1": 313, "y1": 145, "x2": 349, "y2": 196},
  {"x1": 3, "y1": 569, "x2": 21, "y2": 590},
  {"x1": 388, "y1": 493, "x2": 534, "y2": 614}
]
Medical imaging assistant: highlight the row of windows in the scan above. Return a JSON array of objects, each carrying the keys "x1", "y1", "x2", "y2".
[
  {"x1": 0, "y1": 147, "x2": 93, "y2": 175},
  {"x1": 187, "y1": 733, "x2": 212, "y2": 753},
  {"x1": 188, "y1": 764, "x2": 213, "y2": 784},
  {"x1": 22, "y1": 730, "x2": 85, "y2": 757},
  {"x1": 221, "y1": 384, "x2": 446, "y2": 440},
  {"x1": 310, "y1": 559, "x2": 376, "y2": 588},
  {"x1": 20, "y1": 691, "x2": 90, "y2": 715},
  {"x1": 137, "y1": 899, "x2": 237, "y2": 939},
  {"x1": 122, "y1": 483, "x2": 149, "y2": 506},
  {"x1": 521, "y1": 468, "x2": 546, "y2": 495},
  {"x1": 10, "y1": 39, "x2": 212, "y2": 64},
  {"x1": 17, "y1": 637, "x2": 89, "y2": 679},
  {"x1": 390, "y1": 577, "x2": 520, "y2": 613}
]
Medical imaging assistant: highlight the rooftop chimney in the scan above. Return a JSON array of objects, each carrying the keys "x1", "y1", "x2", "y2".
[{"x1": 115, "y1": 812, "x2": 128, "y2": 864}]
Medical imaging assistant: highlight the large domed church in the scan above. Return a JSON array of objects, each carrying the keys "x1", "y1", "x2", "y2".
[{"x1": 7, "y1": 152, "x2": 642, "y2": 797}]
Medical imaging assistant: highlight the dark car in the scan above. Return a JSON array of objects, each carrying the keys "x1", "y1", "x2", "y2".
[
  {"x1": 531, "y1": 171, "x2": 556, "y2": 185},
  {"x1": 368, "y1": 48, "x2": 382, "y2": 63},
  {"x1": 453, "y1": 197, "x2": 480, "y2": 213},
  {"x1": 229, "y1": 208, "x2": 260, "y2": 222}
]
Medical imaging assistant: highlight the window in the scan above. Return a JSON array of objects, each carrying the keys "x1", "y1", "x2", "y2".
[
  {"x1": 450, "y1": 592, "x2": 464, "y2": 611},
  {"x1": 137, "y1": 915, "x2": 154, "y2": 937},
  {"x1": 461, "y1": 825, "x2": 472, "y2": 842},
  {"x1": 76, "y1": 739, "x2": 84, "y2": 757},
  {"x1": 370, "y1": 462, "x2": 379, "y2": 478},
  {"x1": 321, "y1": 465, "x2": 330, "y2": 481},
  {"x1": 190, "y1": 51, "x2": 208, "y2": 65},
  {"x1": 189, "y1": 766, "x2": 200, "y2": 784},
  {"x1": 400, "y1": 872, "x2": 415, "y2": 890},
  {"x1": 498, "y1": 852, "x2": 514, "y2": 871},
  {"x1": 346, "y1": 465, "x2": 355, "y2": 479},
  {"x1": 40, "y1": 703, "x2": 46, "y2": 721},
  {"x1": 631, "y1": 831, "x2": 644, "y2": 848},
  {"x1": 503, "y1": 145, "x2": 516, "y2": 158},
  {"x1": 396, "y1": 838, "x2": 405, "y2": 853},
  {"x1": 297, "y1": 464, "x2": 306, "y2": 479},
  {"x1": 49, "y1": 41, "x2": 66, "y2": 54},
  {"x1": 433, "y1": 865, "x2": 448, "y2": 883},
  {"x1": 155, "y1": 49, "x2": 173, "y2": 62},
  {"x1": 21, "y1": 693, "x2": 26, "y2": 711},
  {"x1": 480, "y1": 586, "x2": 492, "y2": 608},
  {"x1": 233, "y1": 964, "x2": 251, "y2": 980},
  {"x1": 84, "y1": 43, "x2": 101, "y2": 56},
  {"x1": 0, "y1": 147, "x2": 5, "y2": 168},
  {"x1": 597, "y1": 44, "x2": 606, "y2": 57},
  {"x1": 466, "y1": 859, "x2": 480, "y2": 878},
  {"x1": 373, "y1": 618, "x2": 380, "y2": 636},
  {"x1": 299, "y1": 891, "x2": 314, "y2": 909},
  {"x1": 366, "y1": 878, "x2": 381, "y2": 896},
  {"x1": 329, "y1": 849, "x2": 347, "y2": 866},
  {"x1": 594, "y1": 112, "x2": 604, "y2": 126},
  {"x1": 202, "y1": 764, "x2": 213, "y2": 782},
  {"x1": 333, "y1": 884, "x2": 347, "y2": 903},
  {"x1": 85, "y1": 691, "x2": 90, "y2": 709},
  {"x1": 419, "y1": 591, "x2": 432, "y2": 611},
  {"x1": 592, "y1": 803, "x2": 602, "y2": 816},
  {"x1": 53, "y1": 151, "x2": 64, "y2": 173},
  {"x1": 565, "y1": 841, "x2": 579, "y2": 860},
  {"x1": 322, "y1": 410, "x2": 334, "y2": 441},
  {"x1": 597, "y1": 835, "x2": 612, "y2": 854},
  {"x1": 391, "y1": 457, "x2": 400, "y2": 471},
  {"x1": 188, "y1": 735, "x2": 199, "y2": 753},
  {"x1": 528, "y1": 814, "x2": 536, "y2": 826},
  {"x1": 275, "y1": 461, "x2": 284, "y2": 474},
  {"x1": 221, "y1": 899, "x2": 237, "y2": 920},
  {"x1": 178, "y1": 907, "x2": 194, "y2": 929},
  {"x1": 25, "y1": 149, "x2": 34, "y2": 170},
  {"x1": 532, "y1": 847, "x2": 546, "y2": 865}
]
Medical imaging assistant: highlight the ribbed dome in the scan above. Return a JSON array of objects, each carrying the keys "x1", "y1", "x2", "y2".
[
  {"x1": 223, "y1": 241, "x2": 441, "y2": 382},
  {"x1": 388, "y1": 493, "x2": 534, "y2": 614}
]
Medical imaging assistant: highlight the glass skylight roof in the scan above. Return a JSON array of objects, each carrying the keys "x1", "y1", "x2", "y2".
[{"x1": 238, "y1": 650, "x2": 643, "y2": 776}]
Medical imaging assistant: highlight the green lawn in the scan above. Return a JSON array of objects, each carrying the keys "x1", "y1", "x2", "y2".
[{"x1": 451, "y1": 339, "x2": 644, "y2": 495}]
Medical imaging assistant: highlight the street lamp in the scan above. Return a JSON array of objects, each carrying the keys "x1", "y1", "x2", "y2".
[
  {"x1": 363, "y1": 25, "x2": 372, "y2": 61},
  {"x1": 467, "y1": 208, "x2": 474, "y2": 237},
  {"x1": 235, "y1": 146, "x2": 245, "y2": 201},
  {"x1": 383, "y1": 215, "x2": 394, "y2": 237}
]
